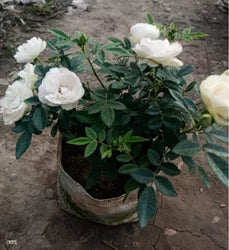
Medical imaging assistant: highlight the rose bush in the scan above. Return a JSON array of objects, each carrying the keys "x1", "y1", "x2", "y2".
[{"x1": 0, "y1": 15, "x2": 228, "y2": 228}]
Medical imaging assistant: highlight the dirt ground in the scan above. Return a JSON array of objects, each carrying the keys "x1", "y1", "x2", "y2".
[{"x1": 0, "y1": 0, "x2": 228, "y2": 249}]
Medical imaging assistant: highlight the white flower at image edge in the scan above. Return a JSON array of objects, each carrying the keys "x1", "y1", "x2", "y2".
[
  {"x1": 200, "y1": 70, "x2": 229, "y2": 126},
  {"x1": 129, "y1": 23, "x2": 160, "y2": 44},
  {"x1": 18, "y1": 63, "x2": 38, "y2": 88},
  {"x1": 0, "y1": 81, "x2": 33, "y2": 125},
  {"x1": 38, "y1": 68, "x2": 85, "y2": 110},
  {"x1": 133, "y1": 38, "x2": 183, "y2": 67},
  {"x1": 14, "y1": 37, "x2": 46, "y2": 63}
]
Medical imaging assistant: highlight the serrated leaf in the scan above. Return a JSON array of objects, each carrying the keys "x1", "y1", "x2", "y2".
[
  {"x1": 101, "y1": 105, "x2": 115, "y2": 127},
  {"x1": 207, "y1": 129, "x2": 228, "y2": 143},
  {"x1": 32, "y1": 107, "x2": 48, "y2": 131},
  {"x1": 182, "y1": 156, "x2": 196, "y2": 174},
  {"x1": 68, "y1": 137, "x2": 92, "y2": 145},
  {"x1": 161, "y1": 162, "x2": 181, "y2": 176},
  {"x1": 98, "y1": 129, "x2": 106, "y2": 142},
  {"x1": 147, "y1": 149, "x2": 160, "y2": 166},
  {"x1": 203, "y1": 144, "x2": 228, "y2": 157},
  {"x1": 116, "y1": 154, "x2": 131, "y2": 163},
  {"x1": 206, "y1": 153, "x2": 228, "y2": 187},
  {"x1": 84, "y1": 141, "x2": 98, "y2": 157},
  {"x1": 96, "y1": 50, "x2": 105, "y2": 63},
  {"x1": 131, "y1": 168, "x2": 154, "y2": 184},
  {"x1": 148, "y1": 117, "x2": 163, "y2": 130},
  {"x1": 118, "y1": 164, "x2": 136, "y2": 174},
  {"x1": 107, "y1": 101, "x2": 126, "y2": 110},
  {"x1": 138, "y1": 187, "x2": 157, "y2": 228},
  {"x1": 85, "y1": 127, "x2": 97, "y2": 140},
  {"x1": 49, "y1": 28, "x2": 69, "y2": 40},
  {"x1": 16, "y1": 131, "x2": 32, "y2": 159},
  {"x1": 125, "y1": 136, "x2": 148, "y2": 143},
  {"x1": 198, "y1": 166, "x2": 211, "y2": 188},
  {"x1": 172, "y1": 140, "x2": 201, "y2": 157},
  {"x1": 178, "y1": 65, "x2": 193, "y2": 77},
  {"x1": 154, "y1": 176, "x2": 177, "y2": 197}
]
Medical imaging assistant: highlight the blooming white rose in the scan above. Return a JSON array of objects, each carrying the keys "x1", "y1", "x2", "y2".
[
  {"x1": 133, "y1": 38, "x2": 183, "y2": 67},
  {"x1": 18, "y1": 63, "x2": 38, "y2": 88},
  {"x1": 0, "y1": 81, "x2": 33, "y2": 125},
  {"x1": 14, "y1": 37, "x2": 46, "y2": 63},
  {"x1": 130, "y1": 23, "x2": 160, "y2": 44},
  {"x1": 200, "y1": 70, "x2": 229, "y2": 126},
  {"x1": 38, "y1": 68, "x2": 85, "y2": 110}
]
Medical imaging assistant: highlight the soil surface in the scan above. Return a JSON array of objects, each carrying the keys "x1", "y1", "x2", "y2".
[{"x1": 0, "y1": 0, "x2": 228, "y2": 249}]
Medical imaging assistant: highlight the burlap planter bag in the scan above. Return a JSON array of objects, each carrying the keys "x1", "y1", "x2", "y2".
[{"x1": 56, "y1": 136, "x2": 139, "y2": 226}]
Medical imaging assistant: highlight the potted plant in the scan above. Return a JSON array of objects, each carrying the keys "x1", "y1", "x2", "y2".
[{"x1": 0, "y1": 14, "x2": 228, "y2": 228}]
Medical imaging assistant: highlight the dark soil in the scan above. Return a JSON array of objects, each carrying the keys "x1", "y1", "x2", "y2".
[{"x1": 61, "y1": 139, "x2": 129, "y2": 199}]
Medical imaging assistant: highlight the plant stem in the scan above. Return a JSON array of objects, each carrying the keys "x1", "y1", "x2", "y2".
[
  {"x1": 125, "y1": 151, "x2": 138, "y2": 167},
  {"x1": 87, "y1": 58, "x2": 107, "y2": 91}
]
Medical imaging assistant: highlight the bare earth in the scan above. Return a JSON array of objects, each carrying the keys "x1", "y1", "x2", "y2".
[{"x1": 0, "y1": 0, "x2": 228, "y2": 249}]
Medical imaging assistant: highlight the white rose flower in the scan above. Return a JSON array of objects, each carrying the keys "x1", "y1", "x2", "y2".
[
  {"x1": 18, "y1": 63, "x2": 38, "y2": 88},
  {"x1": 200, "y1": 70, "x2": 229, "y2": 126},
  {"x1": 14, "y1": 37, "x2": 46, "y2": 63},
  {"x1": 133, "y1": 38, "x2": 183, "y2": 67},
  {"x1": 130, "y1": 23, "x2": 160, "y2": 44},
  {"x1": 38, "y1": 68, "x2": 85, "y2": 110},
  {"x1": 0, "y1": 81, "x2": 33, "y2": 125}
]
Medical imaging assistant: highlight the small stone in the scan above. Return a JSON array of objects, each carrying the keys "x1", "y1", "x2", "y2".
[
  {"x1": 164, "y1": 228, "x2": 177, "y2": 237},
  {"x1": 165, "y1": 7, "x2": 172, "y2": 12},
  {"x1": 44, "y1": 188, "x2": 54, "y2": 199},
  {"x1": 10, "y1": 173, "x2": 17, "y2": 181},
  {"x1": 212, "y1": 216, "x2": 220, "y2": 224},
  {"x1": 178, "y1": 162, "x2": 183, "y2": 170},
  {"x1": 220, "y1": 204, "x2": 226, "y2": 208},
  {"x1": 132, "y1": 241, "x2": 141, "y2": 248},
  {"x1": 202, "y1": 10, "x2": 208, "y2": 14},
  {"x1": 199, "y1": 187, "x2": 204, "y2": 193}
]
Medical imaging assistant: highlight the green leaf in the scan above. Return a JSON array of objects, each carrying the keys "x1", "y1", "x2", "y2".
[
  {"x1": 148, "y1": 117, "x2": 163, "y2": 130},
  {"x1": 172, "y1": 140, "x2": 201, "y2": 157},
  {"x1": 207, "y1": 129, "x2": 228, "y2": 143},
  {"x1": 101, "y1": 105, "x2": 115, "y2": 127},
  {"x1": 116, "y1": 154, "x2": 131, "y2": 163},
  {"x1": 68, "y1": 137, "x2": 92, "y2": 145},
  {"x1": 16, "y1": 131, "x2": 32, "y2": 159},
  {"x1": 32, "y1": 107, "x2": 48, "y2": 131},
  {"x1": 105, "y1": 47, "x2": 132, "y2": 57},
  {"x1": 124, "y1": 177, "x2": 139, "y2": 195},
  {"x1": 125, "y1": 136, "x2": 148, "y2": 143},
  {"x1": 138, "y1": 187, "x2": 157, "y2": 228},
  {"x1": 131, "y1": 168, "x2": 154, "y2": 184},
  {"x1": 198, "y1": 166, "x2": 211, "y2": 188},
  {"x1": 24, "y1": 96, "x2": 40, "y2": 105},
  {"x1": 107, "y1": 37, "x2": 124, "y2": 45},
  {"x1": 182, "y1": 156, "x2": 196, "y2": 174},
  {"x1": 49, "y1": 28, "x2": 69, "y2": 40},
  {"x1": 12, "y1": 122, "x2": 28, "y2": 133},
  {"x1": 118, "y1": 164, "x2": 136, "y2": 174},
  {"x1": 203, "y1": 144, "x2": 228, "y2": 157},
  {"x1": 88, "y1": 102, "x2": 104, "y2": 114},
  {"x1": 161, "y1": 162, "x2": 181, "y2": 176},
  {"x1": 107, "y1": 101, "x2": 126, "y2": 110},
  {"x1": 51, "y1": 124, "x2": 58, "y2": 137},
  {"x1": 206, "y1": 153, "x2": 228, "y2": 187},
  {"x1": 98, "y1": 129, "x2": 106, "y2": 142},
  {"x1": 178, "y1": 65, "x2": 193, "y2": 77},
  {"x1": 184, "y1": 81, "x2": 197, "y2": 93},
  {"x1": 147, "y1": 149, "x2": 160, "y2": 166},
  {"x1": 146, "y1": 13, "x2": 155, "y2": 24},
  {"x1": 85, "y1": 127, "x2": 97, "y2": 140},
  {"x1": 154, "y1": 176, "x2": 177, "y2": 197},
  {"x1": 96, "y1": 50, "x2": 105, "y2": 63},
  {"x1": 111, "y1": 81, "x2": 126, "y2": 89},
  {"x1": 84, "y1": 141, "x2": 98, "y2": 157}
]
